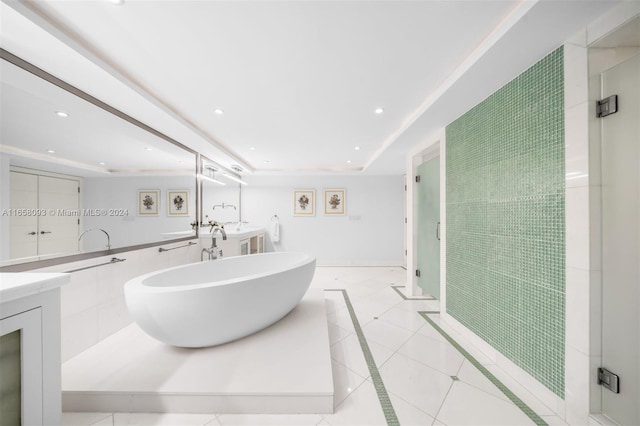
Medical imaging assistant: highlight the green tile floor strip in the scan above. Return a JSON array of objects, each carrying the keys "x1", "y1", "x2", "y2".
[
  {"x1": 391, "y1": 285, "x2": 435, "y2": 300},
  {"x1": 325, "y1": 289, "x2": 399, "y2": 426},
  {"x1": 418, "y1": 311, "x2": 548, "y2": 426}
]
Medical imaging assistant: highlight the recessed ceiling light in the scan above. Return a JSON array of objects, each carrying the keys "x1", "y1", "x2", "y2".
[
  {"x1": 178, "y1": 161, "x2": 185, "y2": 164},
  {"x1": 250, "y1": 147, "x2": 256, "y2": 151},
  {"x1": 375, "y1": 107, "x2": 384, "y2": 114},
  {"x1": 214, "y1": 108, "x2": 224, "y2": 115},
  {"x1": 46, "y1": 149, "x2": 55, "y2": 154},
  {"x1": 105, "y1": 0, "x2": 124, "y2": 4},
  {"x1": 99, "y1": 162, "x2": 106, "y2": 165},
  {"x1": 354, "y1": 146, "x2": 361, "y2": 150},
  {"x1": 144, "y1": 147, "x2": 153, "y2": 151},
  {"x1": 347, "y1": 160, "x2": 352, "y2": 164},
  {"x1": 55, "y1": 111, "x2": 68, "y2": 117},
  {"x1": 263, "y1": 160, "x2": 269, "y2": 164}
]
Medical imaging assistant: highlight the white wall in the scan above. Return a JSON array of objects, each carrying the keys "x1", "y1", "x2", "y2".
[
  {"x1": 230, "y1": 174, "x2": 405, "y2": 266},
  {"x1": 81, "y1": 175, "x2": 197, "y2": 252}
]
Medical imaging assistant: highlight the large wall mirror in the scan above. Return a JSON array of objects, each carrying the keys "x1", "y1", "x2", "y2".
[
  {"x1": 0, "y1": 51, "x2": 198, "y2": 267},
  {"x1": 200, "y1": 156, "x2": 242, "y2": 227}
]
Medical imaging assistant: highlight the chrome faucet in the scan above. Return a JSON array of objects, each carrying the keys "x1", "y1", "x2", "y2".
[
  {"x1": 201, "y1": 226, "x2": 227, "y2": 261},
  {"x1": 212, "y1": 203, "x2": 237, "y2": 210},
  {"x1": 78, "y1": 228, "x2": 111, "y2": 251}
]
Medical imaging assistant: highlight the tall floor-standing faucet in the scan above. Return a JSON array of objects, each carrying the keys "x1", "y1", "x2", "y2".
[{"x1": 201, "y1": 227, "x2": 227, "y2": 261}]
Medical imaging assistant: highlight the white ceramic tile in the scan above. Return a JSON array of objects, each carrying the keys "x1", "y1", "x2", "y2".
[
  {"x1": 565, "y1": 266, "x2": 591, "y2": 355},
  {"x1": 113, "y1": 413, "x2": 217, "y2": 426},
  {"x1": 377, "y1": 306, "x2": 431, "y2": 333},
  {"x1": 387, "y1": 391, "x2": 435, "y2": 426},
  {"x1": 62, "y1": 291, "x2": 333, "y2": 414},
  {"x1": 361, "y1": 319, "x2": 414, "y2": 351},
  {"x1": 483, "y1": 364, "x2": 556, "y2": 416},
  {"x1": 379, "y1": 353, "x2": 453, "y2": 417},
  {"x1": 62, "y1": 268, "x2": 99, "y2": 318},
  {"x1": 541, "y1": 415, "x2": 570, "y2": 425},
  {"x1": 327, "y1": 322, "x2": 353, "y2": 345},
  {"x1": 564, "y1": 346, "x2": 591, "y2": 426},
  {"x1": 96, "y1": 262, "x2": 127, "y2": 304},
  {"x1": 566, "y1": 186, "x2": 591, "y2": 270},
  {"x1": 396, "y1": 333, "x2": 465, "y2": 376},
  {"x1": 330, "y1": 333, "x2": 394, "y2": 378},
  {"x1": 325, "y1": 306, "x2": 355, "y2": 332},
  {"x1": 564, "y1": 42, "x2": 589, "y2": 109},
  {"x1": 565, "y1": 103, "x2": 590, "y2": 189},
  {"x1": 331, "y1": 360, "x2": 367, "y2": 406},
  {"x1": 97, "y1": 297, "x2": 132, "y2": 341},
  {"x1": 61, "y1": 412, "x2": 113, "y2": 426},
  {"x1": 436, "y1": 381, "x2": 534, "y2": 425},
  {"x1": 455, "y1": 359, "x2": 509, "y2": 403},
  {"x1": 61, "y1": 307, "x2": 99, "y2": 362},
  {"x1": 415, "y1": 320, "x2": 452, "y2": 344},
  {"x1": 324, "y1": 294, "x2": 346, "y2": 311},
  {"x1": 392, "y1": 299, "x2": 440, "y2": 313},
  {"x1": 323, "y1": 380, "x2": 387, "y2": 426},
  {"x1": 433, "y1": 318, "x2": 495, "y2": 366},
  {"x1": 350, "y1": 296, "x2": 398, "y2": 319},
  {"x1": 217, "y1": 413, "x2": 323, "y2": 425}
]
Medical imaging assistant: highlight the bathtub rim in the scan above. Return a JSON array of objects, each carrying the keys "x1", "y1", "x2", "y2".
[{"x1": 125, "y1": 251, "x2": 316, "y2": 294}]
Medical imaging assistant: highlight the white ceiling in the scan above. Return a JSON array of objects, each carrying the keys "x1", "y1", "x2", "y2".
[
  {"x1": 1, "y1": 59, "x2": 195, "y2": 176},
  {"x1": 0, "y1": 0, "x2": 622, "y2": 175}
]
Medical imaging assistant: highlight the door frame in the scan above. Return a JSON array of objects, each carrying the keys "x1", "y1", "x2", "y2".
[{"x1": 406, "y1": 130, "x2": 445, "y2": 298}]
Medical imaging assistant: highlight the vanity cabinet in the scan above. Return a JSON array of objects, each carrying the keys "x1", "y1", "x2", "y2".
[
  {"x1": 0, "y1": 273, "x2": 69, "y2": 426},
  {"x1": 200, "y1": 227, "x2": 265, "y2": 258}
]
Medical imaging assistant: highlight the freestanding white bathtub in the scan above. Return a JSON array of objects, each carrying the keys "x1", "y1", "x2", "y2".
[{"x1": 124, "y1": 252, "x2": 316, "y2": 348}]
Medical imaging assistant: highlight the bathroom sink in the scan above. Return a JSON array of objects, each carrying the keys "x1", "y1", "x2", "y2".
[{"x1": 199, "y1": 225, "x2": 263, "y2": 239}]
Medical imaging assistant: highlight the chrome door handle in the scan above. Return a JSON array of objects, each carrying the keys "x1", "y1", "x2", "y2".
[
  {"x1": 40, "y1": 231, "x2": 52, "y2": 234},
  {"x1": 27, "y1": 231, "x2": 37, "y2": 235},
  {"x1": 436, "y1": 222, "x2": 441, "y2": 241}
]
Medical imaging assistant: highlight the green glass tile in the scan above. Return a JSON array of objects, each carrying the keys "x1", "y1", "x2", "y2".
[{"x1": 445, "y1": 47, "x2": 565, "y2": 398}]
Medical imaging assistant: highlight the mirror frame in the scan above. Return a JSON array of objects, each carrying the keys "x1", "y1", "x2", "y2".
[{"x1": 0, "y1": 48, "x2": 201, "y2": 272}]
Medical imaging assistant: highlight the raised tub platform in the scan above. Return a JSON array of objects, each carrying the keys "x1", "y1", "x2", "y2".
[{"x1": 62, "y1": 288, "x2": 333, "y2": 414}]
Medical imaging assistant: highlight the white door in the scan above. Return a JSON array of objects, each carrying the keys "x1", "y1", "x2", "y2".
[
  {"x1": 600, "y1": 53, "x2": 639, "y2": 426},
  {"x1": 9, "y1": 172, "x2": 38, "y2": 259},
  {"x1": 9, "y1": 171, "x2": 80, "y2": 259},
  {"x1": 37, "y1": 175, "x2": 80, "y2": 256}
]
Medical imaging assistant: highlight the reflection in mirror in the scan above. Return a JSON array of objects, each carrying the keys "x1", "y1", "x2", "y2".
[
  {"x1": 200, "y1": 157, "x2": 243, "y2": 228},
  {"x1": 0, "y1": 54, "x2": 197, "y2": 265}
]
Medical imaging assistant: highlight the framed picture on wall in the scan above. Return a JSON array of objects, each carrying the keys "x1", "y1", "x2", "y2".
[
  {"x1": 293, "y1": 189, "x2": 315, "y2": 216},
  {"x1": 138, "y1": 190, "x2": 159, "y2": 216},
  {"x1": 323, "y1": 189, "x2": 345, "y2": 215},
  {"x1": 168, "y1": 190, "x2": 189, "y2": 216}
]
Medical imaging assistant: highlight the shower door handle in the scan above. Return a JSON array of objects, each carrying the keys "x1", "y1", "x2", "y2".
[{"x1": 436, "y1": 222, "x2": 441, "y2": 240}]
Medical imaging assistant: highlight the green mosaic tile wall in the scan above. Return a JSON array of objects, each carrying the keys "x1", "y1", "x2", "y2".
[{"x1": 445, "y1": 47, "x2": 565, "y2": 398}]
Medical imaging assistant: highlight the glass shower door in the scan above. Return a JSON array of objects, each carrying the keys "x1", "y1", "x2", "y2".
[
  {"x1": 417, "y1": 156, "x2": 440, "y2": 298},
  {"x1": 600, "y1": 53, "x2": 639, "y2": 426}
]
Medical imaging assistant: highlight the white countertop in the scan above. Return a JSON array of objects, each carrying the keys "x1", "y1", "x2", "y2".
[
  {"x1": 199, "y1": 226, "x2": 264, "y2": 239},
  {"x1": 0, "y1": 272, "x2": 70, "y2": 303}
]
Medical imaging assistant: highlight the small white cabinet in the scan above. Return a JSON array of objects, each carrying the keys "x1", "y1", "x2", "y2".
[
  {"x1": 0, "y1": 273, "x2": 69, "y2": 426},
  {"x1": 200, "y1": 226, "x2": 265, "y2": 258}
]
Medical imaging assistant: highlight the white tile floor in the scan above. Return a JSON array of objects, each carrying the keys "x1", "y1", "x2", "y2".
[{"x1": 62, "y1": 266, "x2": 569, "y2": 426}]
